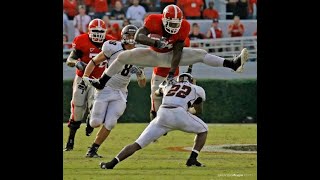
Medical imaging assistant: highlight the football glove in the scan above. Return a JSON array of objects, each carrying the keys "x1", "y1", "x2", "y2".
[
  {"x1": 75, "y1": 61, "x2": 87, "y2": 71},
  {"x1": 154, "y1": 37, "x2": 168, "y2": 49}
]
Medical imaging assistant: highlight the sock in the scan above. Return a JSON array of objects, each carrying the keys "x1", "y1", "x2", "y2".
[
  {"x1": 189, "y1": 149, "x2": 199, "y2": 159},
  {"x1": 67, "y1": 128, "x2": 77, "y2": 145},
  {"x1": 110, "y1": 157, "x2": 119, "y2": 167},
  {"x1": 203, "y1": 53, "x2": 224, "y2": 67},
  {"x1": 223, "y1": 59, "x2": 236, "y2": 70},
  {"x1": 92, "y1": 143, "x2": 100, "y2": 151}
]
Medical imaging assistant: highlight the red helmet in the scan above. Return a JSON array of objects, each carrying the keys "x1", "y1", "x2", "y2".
[
  {"x1": 88, "y1": 19, "x2": 107, "y2": 43},
  {"x1": 162, "y1": 5, "x2": 183, "y2": 34}
]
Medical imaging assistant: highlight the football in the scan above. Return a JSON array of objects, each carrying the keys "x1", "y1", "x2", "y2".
[{"x1": 148, "y1": 34, "x2": 162, "y2": 41}]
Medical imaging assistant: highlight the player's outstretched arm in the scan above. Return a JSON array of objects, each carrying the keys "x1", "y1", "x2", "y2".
[
  {"x1": 66, "y1": 49, "x2": 82, "y2": 67},
  {"x1": 134, "y1": 26, "x2": 155, "y2": 46},
  {"x1": 169, "y1": 41, "x2": 184, "y2": 75},
  {"x1": 83, "y1": 51, "x2": 107, "y2": 78}
]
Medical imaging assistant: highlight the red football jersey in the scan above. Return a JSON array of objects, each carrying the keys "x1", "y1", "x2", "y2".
[
  {"x1": 153, "y1": 37, "x2": 191, "y2": 77},
  {"x1": 72, "y1": 34, "x2": 115, "y2": 78},
  {"x1": 144, "y1": 14, "x2": 190, "y2": 53}
]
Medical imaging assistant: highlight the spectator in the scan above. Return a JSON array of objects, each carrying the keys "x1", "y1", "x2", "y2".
[
  {"x1": 189, "y1": 23, "x2": 206, "y2": 47},
  {"x1": 110, "y1": 0, "x2": 126, "y2": 20},
  {"x1": 106, "y1": 23, "x2": 122, "y2": 40},
  {"x1": 102, "y1": 15, "x2": 112, "y2": 31},
  {"x1": 227, "y1": 15, "x2": 244, "y2": 37},
  {"x1": 202, "y1": 0, "x2": 219, "y2": 19},
  {"x1": 177, "y1": 0, "x2": 204, "y2": 19},
  {"x1": 206, "y1": 19, "x2": 223, "y2": 52},
  {"x1": 140, "y1": 0, "x2": 153, "y2": 12},
  {"x1": 73, "y1": 5, "x2": 91, "y2": 37},
  {"x1": 160, "y1": 0, "x2": 175, "y2": 12},
  {"x1": 93, "y1": 0, "x2": 108, "y2": 19},
  {"x1": 63, "y1": 0, "x2": 78, "y2": 20},
  {"x1": 122, "y1": 18, "x2": 131, "y2": 29},
  {"x1": 234, "y1": 0, "x2": 248, "y2": 19},
  {"x1": 226, "y1": 0, "x2": 238, "y2": 19},
  {"x1": 63, "y1": 33, "x2": 72, "y2": 50},
  {"x1": 248, "y1": 0, "x2": 257, "y2": 19},
  {"x1": 84, "y1": 0, "x2": 94, "y2": 14},
  {"x1": 206, "y1": 19, "x2": 223, "y2": 39},
  {"x1": 63, "y1": 11, "x2": 69, "y2": 36},
  {"x1": 126, "y1": 0, "x2": 146, "y2": 21}
]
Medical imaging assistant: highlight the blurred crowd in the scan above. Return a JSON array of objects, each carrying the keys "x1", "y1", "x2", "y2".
[{"x1": 63, "y1": 0, "x2": 257, "y2": 49}]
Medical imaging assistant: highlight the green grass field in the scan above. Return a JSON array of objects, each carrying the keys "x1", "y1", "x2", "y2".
[{"x1": 63, "y1": 123, "x2": 257, "y2": 180}]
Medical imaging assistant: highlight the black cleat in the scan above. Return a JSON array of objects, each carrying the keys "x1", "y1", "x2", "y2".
[
  {"x1": 64, "y1": 143, "x2": 74, "y2": 151},
  {"x1": 85, "y1": 125, "x2": 94, "y2": 136},
  {"x1": 163, "y1": 132, "x2": 168, "y2": 136},
  {"x1": 100, "y1": 162, "x2": 114, "y2": 169},
  {"x1": 85, "y1": 147, "x2": 102, "y2": 158},
  {"x1": 186, "y1": 158, "x2": 205, "y2": 167}
]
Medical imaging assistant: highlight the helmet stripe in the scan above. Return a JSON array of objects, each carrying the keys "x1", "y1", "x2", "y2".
[
  {"x1": 173, "y1": 5, "x2": 177, "y2": 19},
  {"x1": 97, "y1": 19, "x2": 100, "y2": 28}
]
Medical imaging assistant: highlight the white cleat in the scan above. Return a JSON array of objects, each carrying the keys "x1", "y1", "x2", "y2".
[{"x1": 235, "y1": 48, "x2": 249, "y2": 73}]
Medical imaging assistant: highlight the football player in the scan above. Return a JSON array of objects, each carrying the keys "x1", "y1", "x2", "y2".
[
  {"x1": 88, "y1": 4, "x2": 249, "y2": 90},
  {"x1": 149, "y1": 37, "x2": 190, "y2": 122},
  {"x1": 99, "y1": 72, "x2": 208, "y2": 169},
  {"x1": 64, "y1": 18, "x2": 115, "y2": 151},
  {"x1": 81, "y1": 25, "x2": 146, "y2": 158}
]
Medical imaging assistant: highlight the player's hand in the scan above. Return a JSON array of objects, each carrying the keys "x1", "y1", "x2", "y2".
[
  {"x1": 75, "y1": 61, "x2": 87, "y2": 71},
  {"x1": 82, "y1": 76, "x2": 104, "y2": 90},
  {"x1": 166, "y1": 73, "x2": 177, "y2": 85},
  {"x1": 129, "y1": 66, "x2": 142, "y2": 76},
  {"x1": 154, "y1": 37, "x2": 168, "y2": 49}
]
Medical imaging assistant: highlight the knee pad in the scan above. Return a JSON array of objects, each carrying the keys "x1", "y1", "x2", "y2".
[
  {"x1": 67, "y1": 119, "x2": 82, "y2": 130},
  {"x1": 89, "y1": 118, "x2": 102, "y2": 128}
]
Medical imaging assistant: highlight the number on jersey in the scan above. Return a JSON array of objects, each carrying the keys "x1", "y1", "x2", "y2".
[{"x1": 166, "y1": 84, "x2": 191, "y2": 98}]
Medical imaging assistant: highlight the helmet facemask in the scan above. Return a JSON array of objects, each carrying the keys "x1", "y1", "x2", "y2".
[
  {"x1": 162, "y1": 18, "x2": 182, "y2": 34},
  {"x1": 177, "y1": 73, "x2": 193, "y2": 83},
  {"x1": 121, "y1": 33, "x2": 136, "y2": 44},
  {"x1": 89, "y1": 29, "x2": 106, "y2": 43}
]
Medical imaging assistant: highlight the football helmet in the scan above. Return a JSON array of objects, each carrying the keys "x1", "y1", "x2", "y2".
[
  {"x1": 162, "y1": 5, "x2": 183, "y2": 34},
  {"x1": 121, "y1": 24, "x2": 138, "y2": 44},
  {"x1": 177, "y1": 73, "x2": 193, "y2": 83},
  {"x1": 88, "y1": 19, "x2": 107, "y2": 43}
]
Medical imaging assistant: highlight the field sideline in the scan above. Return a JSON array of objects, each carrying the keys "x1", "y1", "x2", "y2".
[{"x1": 63, "y1": 123, "x2": 257, "y2": 180}]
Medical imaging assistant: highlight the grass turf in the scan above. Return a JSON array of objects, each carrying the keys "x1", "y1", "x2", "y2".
[{"x1": 63, "y1": 123, "x2": 257, "y2": 180}]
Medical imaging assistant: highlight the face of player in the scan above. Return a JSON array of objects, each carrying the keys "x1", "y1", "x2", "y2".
[{"x1": 123, "y1": 33, "x2": 136, "y2": 47}]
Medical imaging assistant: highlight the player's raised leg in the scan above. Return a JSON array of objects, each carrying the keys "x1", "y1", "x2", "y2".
[{"x1": 179, "y1": 47, "x2": 249, "y2": 72}]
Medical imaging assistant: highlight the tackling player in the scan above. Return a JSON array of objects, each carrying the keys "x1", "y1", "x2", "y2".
[
  {"x1": 88, "y1": 4, "x2": 249, "y2": 90},
  {"x1": 64, "y1": 18, "x2": 115, "y2": 151},
  {"x1": 99, "y1": 72, "x2": 208, "y2": 169},
  {"x1": 149, "y1": 37, "x2": 190, "y2": 121},
  {"x1": 81, "y1": 25, "x2": 146, "y2": 158}
]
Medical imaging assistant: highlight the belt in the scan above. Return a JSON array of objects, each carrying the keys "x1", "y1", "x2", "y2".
[{"x1": 161, "y1": 105, "x2": 177, "y2": 109}]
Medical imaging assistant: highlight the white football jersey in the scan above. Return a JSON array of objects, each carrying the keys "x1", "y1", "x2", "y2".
[
  {"x1": 101, "y1": 40, "x2": 142, "y2": 91},
  {"x1": 162, "y1": 81, "x2": 206, "y2": 111}
]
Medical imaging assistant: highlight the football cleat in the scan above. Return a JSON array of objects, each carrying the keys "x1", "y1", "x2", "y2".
[
  {"x1": 85, "y1": 147, "x2": 103, "y2": 158},
  {"x1": 63, "y1": 143, "x2": 74, "y2": 151},
  {"x1": 186, "y1": 158, "x2": 205, "y2": 167},
  {"x1": 233, "y1": 48, "x2": 249, "y2": 73},
  {"x1": 100, "y1": 162, "x2": 114, "y2": 169}
]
